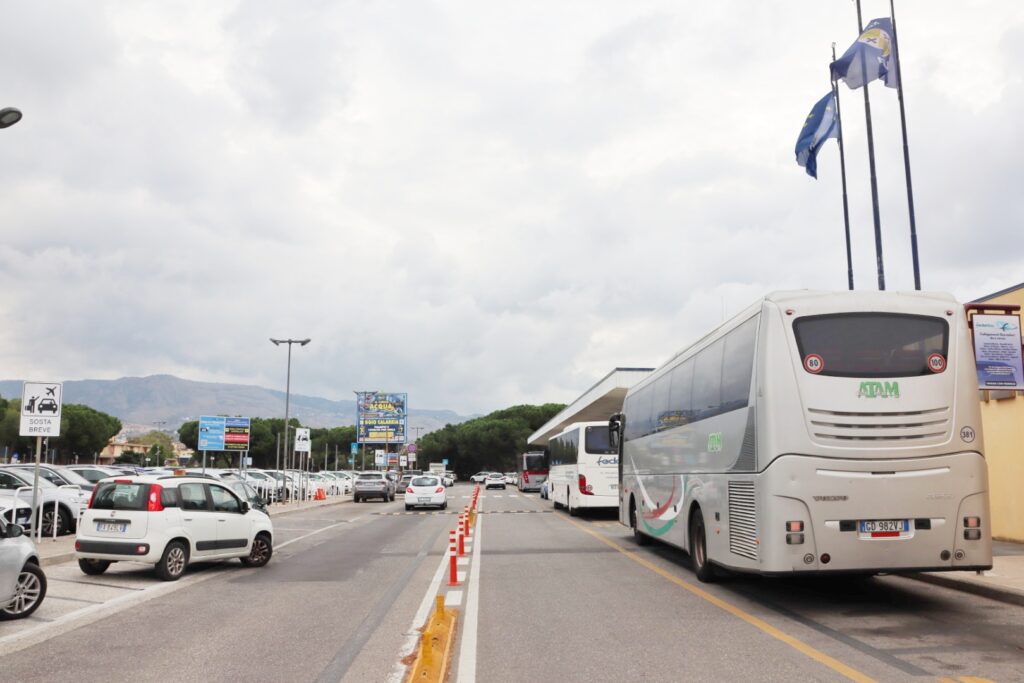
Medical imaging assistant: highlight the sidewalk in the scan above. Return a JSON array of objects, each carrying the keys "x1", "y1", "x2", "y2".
[
  {"x1": 32, "y1": 495, "x2": 352, "y2": 568},
  {"x1": 908, "y1": 540, "x2": 1024, "y2": 607}
]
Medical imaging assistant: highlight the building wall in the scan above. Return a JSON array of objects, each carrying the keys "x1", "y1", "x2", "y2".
[{"x1": 975, "y1": 285, "x2": 1024, "y2": 542}]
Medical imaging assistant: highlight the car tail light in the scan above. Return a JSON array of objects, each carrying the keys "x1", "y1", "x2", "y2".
[
  {"x1": 578, "y1": 474, "x2": 593, "y2": 495},
  {"x1": 88, "y1": 488, "x2": 97, "y2": 509},
  {"x1": 147, "y1": 484, "x2": 164, "y2": 512},
  {"x1": 407, "y1": 487, "x2": 414, "y2": 494},
  {"x1": 436, "y1": 486, "x2": 444, "y2": 493},
  {"x1": 75, "y1": 540, "x2": 81, "y2": 551}
]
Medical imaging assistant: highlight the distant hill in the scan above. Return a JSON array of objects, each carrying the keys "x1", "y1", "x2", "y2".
[{"x1": 0, "y1": 375, "x2": 473, "y2": 434}]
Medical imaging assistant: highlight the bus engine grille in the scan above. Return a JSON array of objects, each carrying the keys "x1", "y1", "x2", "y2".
[
  {"x1": 728, "y1": 481, "x2": 758, "y2": 561},
  {"x1": 807, "y1": 407, "x2": 950, "y2": 444}
]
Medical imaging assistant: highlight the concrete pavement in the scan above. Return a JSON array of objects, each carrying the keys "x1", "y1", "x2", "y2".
[{"x1": 910, "y1": 540, "x2": 1024, "y2": 607}]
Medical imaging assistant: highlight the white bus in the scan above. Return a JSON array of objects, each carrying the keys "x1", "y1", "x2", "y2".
[
  {"x1": 548, "y1": 422, "x2": 619, "y2": 515},
  {"x1": 516, "y1": 451, "x2": 548, "y2": 492},
  {"x1": 610, "y1": 291, "x2": 992, "y2": 582}
]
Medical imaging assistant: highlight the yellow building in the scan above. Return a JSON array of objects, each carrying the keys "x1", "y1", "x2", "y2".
[{"x1": 972, "y1": 283, "x2": 1024, "y2": 542}]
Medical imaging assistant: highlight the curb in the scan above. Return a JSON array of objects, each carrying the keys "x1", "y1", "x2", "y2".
[
  {"x1": 903, "y1": 572, "x2": 1024, "y2": 608},
  {"x1": 41, "y1": 552, "x2": 77, "y2": 568}
]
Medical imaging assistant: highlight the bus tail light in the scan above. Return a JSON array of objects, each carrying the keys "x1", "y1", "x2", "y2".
[
  {"x1": 786, "y1": 533, "x2": 804, "y2": 545},
  {"x1": 522, "y1": 472, "x2": 529, "y2": 483},
  {"x1": 578, "y1": 474, "x2": 593, "y2": 495},
  {"x1": 147, "y1": 484, "x2": 164, "y2": 512},
  {"x1": 786, "y1": 521, "x2": 804, "y2": 532},
  {"x1": 964, "y1": 516, "x2": 982, "y2": 540}
]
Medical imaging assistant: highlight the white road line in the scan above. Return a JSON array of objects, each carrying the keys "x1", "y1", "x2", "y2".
[
  {"x1": 446, "y1": 590, "x2": 463, "y2": 607},
  {"x1": 456, "y1": 510, "x2": 483, "y2": 683},
  {"x1": 277, "y1": 519, "x2": 355, "y2": 549},
  {"x1": 386, "y1": 527, "x2": 454, "y2": 683}
]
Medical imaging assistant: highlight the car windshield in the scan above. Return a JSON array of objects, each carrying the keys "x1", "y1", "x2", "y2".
[
  {"x1": 91, "y1": 482, "x2": 148, "y2": 510},
  {"x1": 6, "y1": 470, "x2": 57, "y2": 488},
  {"x1": 411, "y1": 477, "x2": 438, "y2": 487}
]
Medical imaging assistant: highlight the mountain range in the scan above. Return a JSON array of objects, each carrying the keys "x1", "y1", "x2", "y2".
[{"x1": 0, "y1": 375, "x2": 473, "y2": 435}]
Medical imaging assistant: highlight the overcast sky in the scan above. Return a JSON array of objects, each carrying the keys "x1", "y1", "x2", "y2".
[{"x1": 0, "y1": 1, "x2": 1021, "y2": 415}]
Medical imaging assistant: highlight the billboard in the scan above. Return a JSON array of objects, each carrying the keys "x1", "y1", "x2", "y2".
[
  {"x1": 356, "y1": 391, "x2": 407, "y2": 444},
  {"x1": 973, "y1": 314, "x2": 1024, "y2": 390},
  {"x1": 198, "y1": 416, "x2": 251, "y2": 451}
]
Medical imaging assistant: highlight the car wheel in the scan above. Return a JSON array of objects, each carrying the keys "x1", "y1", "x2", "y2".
[
  {"x1": 78, "y1": 559, "x2": 111, "y2": 576},
  {"x1": 0, "y1": 562, "x2": 46, "y2": 620},
  {"x1": 155, "y1": 541, "x2": 189, "y2": 581},
  {"x1": 38, "y1": 506, "x2": 69, "y2": 537},
  {"x1": 631, "y1": 499, "x2": 650, "y2": 546},
  {"x1": 441, "y1": 501, "x2": 447, "y2": 510},
  {"x1": 405, "y1": 504, "x2": 412, "y2": 511},
  {"x1": 690, "y1": 508, "x2": 716, "y2": 583},
  {"x1": 241, "y1": 533, "x2": 273, "y2": 568},
  {"x1": 353, "y1": 495, "x2": 360, "y2": 503}
]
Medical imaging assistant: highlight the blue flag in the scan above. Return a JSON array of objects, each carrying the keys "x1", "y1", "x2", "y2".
[
  {"x1": 830, "y1": 17, "x2": 898, "y2": 89},
  {"x1": 795, "y1": 92, "x2": 838, "y2": 179}
]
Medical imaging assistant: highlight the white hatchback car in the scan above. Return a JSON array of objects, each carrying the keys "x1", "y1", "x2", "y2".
[
  {"x1": 404, "y1": 476, "x2": 447, "y2": 511},
  {"x1": 0, "y1": 516, "x2": 46, "y2": 620},
  {"x1": 75, "y1": 475, "x2": 274, "y2": 581}
]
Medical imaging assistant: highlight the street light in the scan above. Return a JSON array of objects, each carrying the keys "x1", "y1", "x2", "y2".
[
  {"x1": 0, "y1": 107, "x2": 23, "y2": 129},
  {"x1": 270, "y1": 338, "x2": 310, "y2": 497}
]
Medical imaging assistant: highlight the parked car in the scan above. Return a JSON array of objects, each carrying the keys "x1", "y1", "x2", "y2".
[
  {"x1": 503, "y1": 472, "x2": 517, "y2": 486},
  {"x1": 405, "y1": 476, "x2": 447, "y2": 511},
  {"x1": 0, "y1": 467, "x2": 90, "y2": 536},
  {"x1": 470, "y1": 472, "x2": 489, "y2": 483},
  {"x1": 65, "y1": 465, "x2": 136, "y2": 484},
  {"x1": 75, "y1": 475, "x2": 274, "y2": 581},
  {"x1": 398, "y1": 474, "x2": 415, "y2": 492},
  {"x1": 228, "y1": 481, "x2": 269, "y2": 516},
  {"x1": 0, "y1": 496, "x2": 33, "y2": 529},
  {"x1": 9, "y1": 464, "x2": 97, "y2": 492},
  {"x1": 440, "y1": 473, "x2": 455, "y2": 488},
  {"x1": 484, "y1": 472, "x2": 506, "y2": 490},
  {"x1": 352, "y1": 472, "x2": 395, "y2": 503},
  {"x1": 0, "y1": 517, "x2": 46, "y2": 620}
]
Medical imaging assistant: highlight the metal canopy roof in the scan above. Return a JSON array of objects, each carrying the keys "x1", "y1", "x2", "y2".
[{"x1": 527, "y1": 367, "x2": 654, "y2": 447}]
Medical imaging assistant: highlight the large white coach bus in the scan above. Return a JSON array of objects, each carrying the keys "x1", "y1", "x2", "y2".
[
  {"x1": 610, "y1": 291, "x2": 992, "y2": 582},
  {"x1": 548, "y1": 421, "x2": 619, "y2": 515}
]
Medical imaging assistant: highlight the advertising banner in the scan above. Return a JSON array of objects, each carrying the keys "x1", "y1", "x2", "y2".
[
  {"x1": 973, "y1": 314, "x2": 1024, "y2": 390},
  {"x1": 199, "y1": 416, "x2": 251, "y2": 451},
  {"x1": 356, "y1": 392, "x2": 407, "y2": 443},
  {"x1": 294, "y1": 428, "x2": 311, "y2": 453}
]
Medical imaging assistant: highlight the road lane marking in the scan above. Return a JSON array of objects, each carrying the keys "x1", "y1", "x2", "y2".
[
  {"x1": 446, "y1": 591, "x2": 463, "y2": 607},
  {"x1": 456, "y1": 505, "x2": 483, "y2": 683},
  {"x1": 561, "y1": 516, "x2": 876, "y2": 683}
]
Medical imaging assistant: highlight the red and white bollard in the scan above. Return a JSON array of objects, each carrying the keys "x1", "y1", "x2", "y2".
[
  {"x1": 458, "y1": 514, "x2": 466, "y2": 556},
  {"x1": 448, "y1": 529, "x2": 459, "y2": 586}
]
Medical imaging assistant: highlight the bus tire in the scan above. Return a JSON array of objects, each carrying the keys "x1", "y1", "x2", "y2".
[
  {"x1": 631, "y1": 498, "x2": 650, "y2": 546},
  {"x1": 689, "y1": 508, "x2": 716, "y2": 583}
]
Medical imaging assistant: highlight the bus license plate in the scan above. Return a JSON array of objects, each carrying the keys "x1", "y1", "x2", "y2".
[
  {"x1": 859, "y1": 519, "x2": 909, "y2": 538},
  {"x1": 97, "y1": 521, "x2": 128, "y2": 533}
]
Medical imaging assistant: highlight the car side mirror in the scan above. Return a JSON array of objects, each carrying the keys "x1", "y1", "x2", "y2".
[
  {"x1": 5, "y1": 524, "x2": 24, "y2": 539},
  {"x1": 608, "y1": 413, "x2": 623, "y2": 451},
  {"x1": 240, "y1": 501, "x2": 250, "y2": 514}
]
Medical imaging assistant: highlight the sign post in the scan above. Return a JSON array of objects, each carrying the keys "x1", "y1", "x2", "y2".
[
  {"x1": 294, "y1": 428, "x2": 311, "y2": 501},
  {"x1": 20, "y1": 382, "x2": 62, "y2": 540}
]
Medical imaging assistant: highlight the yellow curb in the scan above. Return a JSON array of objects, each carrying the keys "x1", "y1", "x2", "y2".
[{"x1": 407, "y1": 595, "x2": 459, "y2": 683}]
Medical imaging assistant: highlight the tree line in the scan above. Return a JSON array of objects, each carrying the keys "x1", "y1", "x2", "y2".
[
  {"x1": 177, "y1": 418, "x2": 359, "y2": 470},
  {"x1": 0, "y1": 396, "x2": 122, "y2": 463},
  {"x1": 413, "y1": 403, "x2": 564, "y2": 478}
]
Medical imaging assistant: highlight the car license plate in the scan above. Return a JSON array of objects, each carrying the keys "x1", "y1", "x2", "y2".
[
  {"x1": 418, "y1": 497, "x2": 431, "y2": 504},
  {"x1": 859, "y1": 519, "x2": 909, "y2": 538},
  {"x1": 97, "y1": 521, "x2": 128, "y2": 533}
]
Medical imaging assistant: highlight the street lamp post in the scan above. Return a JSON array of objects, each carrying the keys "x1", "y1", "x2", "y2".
[
  {"x1": 0, "y1": 107, "x2": 22, "y2": 129},
  {"x1": 270, "y1": 338, "x2": 310, "y2": 501}
]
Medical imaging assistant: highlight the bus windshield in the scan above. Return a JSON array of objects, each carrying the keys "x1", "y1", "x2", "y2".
[
  {"x1": 793, "y1": 313, "x2": 948, "y2": 378},
  {"x1": 523, "y1": 453, "x2": 546, "y2": 471},
  {"x1": 584, "y1": 426, "x2": 616, "y2": 454}
]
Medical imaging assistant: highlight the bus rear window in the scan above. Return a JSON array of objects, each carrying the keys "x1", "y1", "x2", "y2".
[
  {"x1": 524, "y1": 454, "x2": 546, "y2": 471},
  {"x1": 584, "y1": 426, "x2": 616, "y2": 454},
  {"x1": 793, "y1": 313, "x2": 948, "y2": 378},
  {"x1": 91, "y1": 482, "x2": 148, "y2": 510}
]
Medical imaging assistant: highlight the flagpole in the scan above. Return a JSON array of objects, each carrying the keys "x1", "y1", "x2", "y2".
[
  {"x1": 889, "y1": 0, "x2": 921, "y2": 290},
  {"x1": 856, "y1": 0, "x2": 886, "y2": 290},
  {"x1": 832, "y1": 43, "x2": 854, "y2": 291}
]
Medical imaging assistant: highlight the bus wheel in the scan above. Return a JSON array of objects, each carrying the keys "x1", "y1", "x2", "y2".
[
  {"x1": 690, "y1": 509, "x2": 716, "y2": 583},
  {"x1": 631, "y1": 499, "x2": 650, "y2": 546}
]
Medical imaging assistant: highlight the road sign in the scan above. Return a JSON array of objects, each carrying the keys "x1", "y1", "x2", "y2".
[
  {"x1": 442, "y1": 458, "x2": 448, "y2": 466},
  {"x1": 19, "y1": 381, "x2": 63, "y2": 437},
  {"x1": 224, "y1": 417, "x2": 251, "y2": 450},
  {"x1": 294, "y1": 428, "x2": 311, "y2": 453},
  {"x1": 374, "y1": 450, "x2": 384, "y2": 466},
  {"x1": 350, "y1": 442, "x2": 358, "y2": 455},
  {"x1": 198, "y1": 416, "x2": 225, "y2": 450},
  {"x1": 399, "y1": 455, "x2": 407, "y2": 467}
]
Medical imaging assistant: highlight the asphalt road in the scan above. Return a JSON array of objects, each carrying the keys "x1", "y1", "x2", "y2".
[{"x1": 2, "y1": 483, "x2": 1023, "y2": 682}]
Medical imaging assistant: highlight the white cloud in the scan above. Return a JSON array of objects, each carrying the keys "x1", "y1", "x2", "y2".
[{"x1": 0, "y1": 0, "x2": 1021, "y2": 416}]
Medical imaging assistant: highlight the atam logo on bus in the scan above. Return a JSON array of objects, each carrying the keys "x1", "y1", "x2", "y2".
[{"x1": 857, "y1": 381, "x2": 900, "y2": 399}]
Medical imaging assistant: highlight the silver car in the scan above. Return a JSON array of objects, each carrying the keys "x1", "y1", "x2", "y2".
[
  {"x1": 353, "y1": 472, "x2": 395, "y2": 502},
  {"x1": 0, "y1": 517, "x2": 46, "y2": 620}
]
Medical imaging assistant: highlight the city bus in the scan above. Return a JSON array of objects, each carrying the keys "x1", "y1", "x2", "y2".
[
  {"x1": 548, "y1": 421, "x2": 619, "y2": 514},
  {"x1": 610, "y1": 290, "x2": 992, "y2": 582},
  {"x1": 516, "y1": 451, "x2": 548, "y2": 492}
]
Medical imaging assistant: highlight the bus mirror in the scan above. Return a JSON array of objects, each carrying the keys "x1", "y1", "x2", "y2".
[{"x1": 608, "y1": 413, "x2": 623, "y2": 451}]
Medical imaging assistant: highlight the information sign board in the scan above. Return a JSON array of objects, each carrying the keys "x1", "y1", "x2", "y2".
[
  {"x1": 19, "y1": 381, "x2": 63, "y2": 437},
  {"x1": 295, "y1": 428, "x2": 311, "y2": 453},
  {"x1": 973, "y1": 314, "x2": 1024, "y2": 390},
  {"x1": 356, "y1": 392, "x2": 407, "y2": 444}
]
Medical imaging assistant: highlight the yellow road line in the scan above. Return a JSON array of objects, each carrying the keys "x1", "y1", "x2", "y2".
[
  {"x1": 561, "y1": 516, "x2": 876, "y2": 683},
  {"x1": 958, "y1": 678, "x2": 997, "y2": 683}
]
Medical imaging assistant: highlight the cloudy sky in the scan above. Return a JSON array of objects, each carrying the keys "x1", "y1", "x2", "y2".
[{"x1": 0, "y1": 1, "x2": 1021, "y2": 415}]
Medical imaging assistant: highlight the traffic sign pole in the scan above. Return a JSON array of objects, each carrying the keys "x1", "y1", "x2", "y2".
[{"x1": 31, "y1": 436, "x2": 41, "y2": 540}]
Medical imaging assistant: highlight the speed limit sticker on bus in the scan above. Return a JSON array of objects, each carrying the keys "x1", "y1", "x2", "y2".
[
  {"x1": 803, "y1": 354, "x2": 824, "y2": 374},
  {"x1": 927, "y1": 353, "x2": 946, "y2": 373}
]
